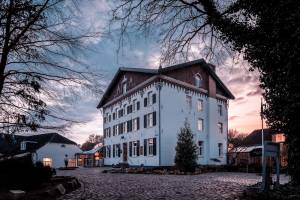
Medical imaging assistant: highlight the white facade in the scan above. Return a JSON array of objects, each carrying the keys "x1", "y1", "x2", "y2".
[
  {"x1": 102, "y1": 80, "x2": 229, "y2": 166},
  {"x1": 32, "y1": 142, "x2": 82, "y2": 168}
]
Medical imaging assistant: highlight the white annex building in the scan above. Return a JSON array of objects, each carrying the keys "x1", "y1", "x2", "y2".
[
  {"x1": 0, "y1": 133, "x2": 82, "y2": 168},
  {"x1": 97, "y1": 59, "x2": 235, "y2": 166}
]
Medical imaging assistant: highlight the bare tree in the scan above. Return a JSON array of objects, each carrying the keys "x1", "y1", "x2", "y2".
[
  {"x1": 109, "y1": 1, "x2": 300, "y2": 185},
  {"x1": 0, "y1": 0, "x2": 103, "y2": 134},
  {"x1": 228, "y1": 129, "x2": 246, "y2": 149},
  {"x1": 110, "y1": 0, "x2": 247, "y2": 65}
]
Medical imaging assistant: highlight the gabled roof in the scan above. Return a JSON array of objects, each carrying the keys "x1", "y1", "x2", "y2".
[
  {"x1": 230, "y1": 145, "x2": 262, "y2": 153},
  {"x1": 97, "y1": 59, "x2": 235, "y2": 108},
  {"x1": 243, "y1": 129, "x2": 276, "y2": 146},
  {"x1": 0, "y1": 133, "x2": 77, "y2": 156}
]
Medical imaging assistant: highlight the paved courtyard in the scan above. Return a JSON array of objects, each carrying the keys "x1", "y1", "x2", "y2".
[{"x1": 57, "y1": 168, "x2": 289, "y2": 200}]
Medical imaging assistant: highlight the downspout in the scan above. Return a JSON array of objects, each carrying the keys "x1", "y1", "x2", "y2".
[
  {"x1": 158, "y1": 81, "x2": 162, "y2": 166},
  {"x1": 157, "y1": 66, "x2": 162, "y2": 166}
]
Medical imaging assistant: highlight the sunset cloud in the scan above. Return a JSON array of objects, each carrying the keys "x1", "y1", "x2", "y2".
[{"x1": 56, "y1": 1, "x2": 266, "y2": 144}]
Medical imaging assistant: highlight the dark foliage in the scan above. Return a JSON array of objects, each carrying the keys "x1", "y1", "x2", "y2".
[
  {"x1": 81, "y1": 134, "x2": 103, "y2": 151},
  {"x1": 0, "y1": 155, "x2": 54, "y2": 190},
  {"x1": 111, "y1": 0, "x2": 300, "y2": 185},
  {"x1": 174, "y1": 121, "x2": 198, "y2": 173}
]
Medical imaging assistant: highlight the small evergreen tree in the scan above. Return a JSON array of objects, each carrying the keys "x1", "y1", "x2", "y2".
[{"x1": 175, "y1": 121, "x2": 198, "y2": 173}]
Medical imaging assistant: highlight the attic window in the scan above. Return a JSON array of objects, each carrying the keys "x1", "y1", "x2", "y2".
[
  {"x1": 122, "y1": 82, "x2": 127, "y2": 94},
  {"x1": 61, "y1": 144, "x2": 66, "y2": 148},
  {"x1": 194, "y1": 73, "x2": 203, "y2": 88}
]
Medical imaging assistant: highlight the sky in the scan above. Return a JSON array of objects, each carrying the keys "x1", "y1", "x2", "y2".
[{"x1": 59, "y1": 1, "x2": 265, "y2": 144}]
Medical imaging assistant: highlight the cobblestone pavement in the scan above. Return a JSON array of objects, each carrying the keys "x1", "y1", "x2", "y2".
[{"x1": 57, "y1": 168, "x2": 290, "y2": 200}]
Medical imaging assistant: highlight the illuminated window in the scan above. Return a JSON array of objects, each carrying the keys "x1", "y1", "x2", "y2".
[{"x1": 42, "y1": 158, "x2": 52, "y2": 167}]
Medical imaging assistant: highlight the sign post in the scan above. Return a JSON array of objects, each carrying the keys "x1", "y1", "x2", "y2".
[{"x1": 261, "y1": 98, "x2": 266, "y2": 190}]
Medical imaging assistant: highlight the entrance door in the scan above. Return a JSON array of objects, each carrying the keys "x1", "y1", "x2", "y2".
[{"x1": 123, "y1": 142, "x2": 128, "y2": 162}]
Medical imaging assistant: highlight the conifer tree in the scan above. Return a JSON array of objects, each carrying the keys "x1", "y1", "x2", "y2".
[{"x1": 175, "y1": 121, "x2": 198, "y2": 173}]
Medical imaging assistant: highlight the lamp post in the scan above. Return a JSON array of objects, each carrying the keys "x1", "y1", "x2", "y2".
[{"x1": 261, "y1": 98, "x2": 267, "y2": 191}]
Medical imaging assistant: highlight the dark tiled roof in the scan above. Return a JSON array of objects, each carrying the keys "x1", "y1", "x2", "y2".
[
  {"x1": 97, "y1": 59, "x2": 234, "y2": 108},
  {"x1": 0, "y1": 133, "x2": 77, "y2": 156},
  {"x1": 243, "y1": 129, "x2": 276, "y2": 146}
]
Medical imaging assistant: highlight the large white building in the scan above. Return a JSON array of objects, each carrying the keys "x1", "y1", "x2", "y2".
[{"x1": 97, "y1": 59, "x2": 234, "y2": 167}]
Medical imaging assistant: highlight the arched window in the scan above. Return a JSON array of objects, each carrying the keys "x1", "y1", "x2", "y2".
[{"x1": 194, "y1": 73, "x2": 203, "y2": 88}]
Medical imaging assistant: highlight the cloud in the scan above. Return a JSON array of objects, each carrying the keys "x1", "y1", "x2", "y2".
[
  {"x1": 229, "y1": 116, "x2": 239, "y2": 120},
  {"x1": 67, "y1": 112, "x2": 103, "y2": 144},
  {"x1": 235, "y1": 96, "x2": 245, "y2": 101},
  {"x1": 246, "y1": 88, "x2": 263, "y2": 97},
  {"x1": 69, "y1": 0, "x2": 111, "y2": 45}
]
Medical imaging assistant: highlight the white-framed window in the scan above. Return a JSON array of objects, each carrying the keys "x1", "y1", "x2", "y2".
[
  {"x1": 197, "y1": 118, "x2": 204, "y2": 131},
  {"x1": 218, "y1": 143, "x2": 223, "y2": 157},
  {"x1": 144, "y1": 112, "x2": 156, "y2": 128},
  {"x1": 194, "y1": 73, "x2": 203, "y2": 87},
  {"x1": 107, "y1": 145, "x2": 111, "y2": 157},
  {"x1": 133, "y1": 118, "x2": 139, "y2": 131},
  {"x1": 122, "y1": 82, "x2": 127, "y2": 94},
  {"x1": 197, "y1": 99, "x2": 203, "y2": 112},
  {"x1": 116, "y1": 125, "x2": 119, "y2": 135},
  {"x1": 186, "y1": 95, "x2": 192, "y2": 109},
  {"x1": 147, "y1": 91, "x2": 152, "y2": 106},
  {"x1": 218, "y1": 105, "x2": 222, "y2": 116},
  {"x1": 148, "y1": 113, "x2": 153, "y2": 127},
  {"x1": 198, "y1": 141, "x2": 204, "y2": 156},
  {"x1": 42, "y1": 158, "x2": 52, "y2": 167},
  {"x1": 20, "y1": 141, "x2": 26, "y2": 151},
  {"x1": 132, "y1": 99, "x2": 137, "y2": 111},
  {"x1": 133, "y1": 141, "x2": 138, "y2": 157},
  {"x1": 218, "y1": 122, "x2": 223, "y2": 134},
  {"x1": 148, "y1": 138, "x2": 154, "y2": 155}
]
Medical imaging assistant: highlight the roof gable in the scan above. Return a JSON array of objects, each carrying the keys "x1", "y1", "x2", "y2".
[{"x1": 97, "y1": 59, "x2": 234, "y2": 108}]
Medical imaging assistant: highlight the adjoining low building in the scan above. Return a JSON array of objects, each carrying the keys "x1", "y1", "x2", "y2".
[
  {"x1": 228, "y1": 129, "x2": 287, "y2": 169},
  {"x1": 97, "y1": 59, "x2": 235, "y2": 167},
  {"x1": 76, "y1": 143, "x2": 104, "y2": 167},
  {"x1": 0, "y1": 133, "x2": 82, "y2": 168}
]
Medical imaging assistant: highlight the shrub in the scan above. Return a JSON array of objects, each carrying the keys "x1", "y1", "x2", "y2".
[
  {"x1": 174, "y1": 121, "x2": 198, "y2": 173},
  {"x1": 0, "y1": 154, "x2": 55, "y2": 190}
]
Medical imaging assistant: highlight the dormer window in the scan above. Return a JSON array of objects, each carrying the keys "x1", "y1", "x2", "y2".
[
  {"x1": 122, "y1": 76, "x2": 128, "y2": 94},
  {"x1": 194, "y1": 73, "x2": 203, "y2": 88},
  {"x1": 122, "y1": 82, "x2": 127, "y2": 94}
]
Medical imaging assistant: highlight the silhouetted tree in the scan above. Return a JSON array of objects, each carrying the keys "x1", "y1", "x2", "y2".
[
  {"x1": 111, "y1": 0, "x2": 300, "y2": 185},
  {"x1": 81, "y1": 134, "x2": 103, "y2": 151},
  {"x1": 0, "y1": 0, "x2": 101, "y2": 134},
  {"x1": 175, "y1": 121, "x2": 198, "y2": 173},
  {"x1": 228, "y1": 129, "x2": 246, "y2": 149}
]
